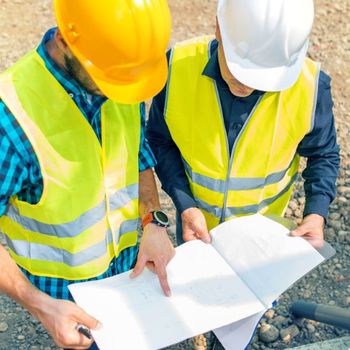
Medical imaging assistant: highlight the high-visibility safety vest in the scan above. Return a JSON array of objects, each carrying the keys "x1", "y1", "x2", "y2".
[
  {"x1": 0, "y1": 51, "x2": 141, "y2": 280},
  {"x1": 165, "y1": 36, "x2": 320, "y2": 230}
]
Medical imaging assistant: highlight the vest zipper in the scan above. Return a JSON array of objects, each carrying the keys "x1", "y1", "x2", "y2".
[
  {"x1": 212, "y1": 82, "x2": 230, "y2": 223},
  {"x1": 213, "y1": 81, "x2": 263, "y2": 223}
]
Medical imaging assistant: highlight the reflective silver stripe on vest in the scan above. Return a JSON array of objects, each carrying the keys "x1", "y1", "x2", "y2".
[
  {"x1": 6, "y1": 228, "x2": 114, "y2": 267},
  {"x1": 195, "y1": 198, "x2": 223, "y2": 219},
  {"x1": 224, "y1": 173, "x2": 298, "y2": 218},
  {"x1": 183, "y1": 159, "x2": 294, "y2": 192},
  {"x1": 4, "y1": 184, "x2": 138, "y2": 237},
  {"x1": 109, "y1": 184, "x2": 139, "y2": 211},
  {"x1": 5, "y1": 200, "x2": 106, "y2": 237},
  {"x1": 6, "y1": 217, "x2": 140, "y2": 267},
  {"x1": 116, "y1": 218, "x2": 140, "y2": 241},
  {"x1": 195, "y1": 173, "x2": 298, "y2": 219}
]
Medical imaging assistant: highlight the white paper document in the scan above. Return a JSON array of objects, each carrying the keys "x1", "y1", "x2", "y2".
[{"x1": 69, "y1": 214, "x2": 327, "y2": 350}]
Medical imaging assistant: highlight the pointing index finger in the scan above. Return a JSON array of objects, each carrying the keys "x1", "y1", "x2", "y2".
[{"x1": 155, "y1": 263, "x2": 171, "y2": 297}]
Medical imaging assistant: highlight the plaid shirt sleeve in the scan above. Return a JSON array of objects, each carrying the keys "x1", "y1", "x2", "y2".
[
  {"x1": 138, "y1": 103, "x2": 157, "y2": 172},
  {"x1": 0, "y1": 101, "x2": 33, "y2": 216}
]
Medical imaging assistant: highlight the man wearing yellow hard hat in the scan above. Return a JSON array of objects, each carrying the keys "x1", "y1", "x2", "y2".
[
  {"x1": 0, "y1": 0, "x2": 174, "y2": 349},
  {"x1": 147, "y1": 0, "x2": 339, "y2": 348}
]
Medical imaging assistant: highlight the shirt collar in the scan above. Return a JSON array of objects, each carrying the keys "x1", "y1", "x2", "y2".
[
  {"x1": 202, "y1": 39, "x2": 264, "y2": 98},
  {"x1": 36, "y1": 28, "x2": 106, "y2": 105}
]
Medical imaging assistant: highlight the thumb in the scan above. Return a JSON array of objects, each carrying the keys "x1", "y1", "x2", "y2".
[
  {"x1": 76, "y1": 307, "x2": 102, "y2": 330},
  {"x1": 290, "y1": 223, "x2": 309, "y2": 237},
  {"x1": 130, "y1": 255, "x2": 147, "y2": 278},
  {"x1": 196, "y1": 226, "x2": 211, "y2": 244}
]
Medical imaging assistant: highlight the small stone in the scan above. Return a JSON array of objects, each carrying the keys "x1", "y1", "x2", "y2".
[
  {"x1": 280, "y1": 325, "x2": 300, "y2": 342},
  {"x1": 282, "y1": 334, "x2": 291, "y2": 343},
  {"x1": 193, "y1": 334, "x2": 207, "y2": 350},
  {"x1": 297, "y1": 197, "x2": 305, "y2": 205},
  {"x1": 329, "y1": 212, "x2": 341, "y2": 220},
  {"x1": 30, "y1": 347, "x2": 40, "y2": 350},
  {"x1": 293, "y1": 317, "x2": 305, "y2": 328},
  {"x1": 17, "y1": 335, "x2": 25, "y2": 341},
  {"x1": 294, "y1": 208, "x2": 302, "y2": 218},
  {"x1": 343, "y1": 296, "x2": 350, "y2": 306},
  {"x1": 264, "y1": 309, "x2": 275, "y2": 320},
  {"x1": 337, "y1": 196, "x2": 348, "y2": 205},
  {"x1": 328, "y1": 220, "x2": 342, "y2": 230},
  {"x1": 302, "y1": 289, "x2": 312, "y2": 298},
  {"x1": 338, "y1": 231, "x2": 348, "y2": 242},
  {"x1": 271, "y1": 315, "x2": 288, "y2": 328},
  {"x1": 338, "y1": 186, "x2": 350, "y2": 195},
  {"x1": 259, "y1": 324, "x2": 279, "y2": 343},
  {"x1": 306, "y1": 323, "x2": 316, "y2": 333},
  {"x1": 0, "y1": 322, "x2": 8, "y2": 332},
  {"x1": 285, "y1": 207, "x2": 293, "y2": 217},
  {"x1": 289, "y1": 200, "x2": 298, "y2": 211}
]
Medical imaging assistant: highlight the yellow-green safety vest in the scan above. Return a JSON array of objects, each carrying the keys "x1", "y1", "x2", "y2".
[
  {"x1": 165, "y1": 36, "x2": 320, "y2": 230},
  {"x1": 0, "y1": 51, "x2": 141, "y2": 280}
]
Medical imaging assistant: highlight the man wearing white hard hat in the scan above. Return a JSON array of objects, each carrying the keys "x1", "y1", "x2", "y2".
[
  {"x1": 0, "y1": 1, "x2": 175, "y2": 349},
  {"x1": 147, "y1": 0, "x2": 339, "y2": 347}
]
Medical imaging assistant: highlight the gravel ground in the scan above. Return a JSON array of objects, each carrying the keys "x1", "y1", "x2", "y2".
[{"x1": 0, "y1": 0, "x2": 349, "y2": 349}]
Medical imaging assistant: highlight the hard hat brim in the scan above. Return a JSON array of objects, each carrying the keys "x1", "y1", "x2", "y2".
[
  {"x1": 90, "y1": 56, "x2": 169, "y2": 104},
  {"x1": 221, "y1": 31, "x2": 309, "y2": 92}
]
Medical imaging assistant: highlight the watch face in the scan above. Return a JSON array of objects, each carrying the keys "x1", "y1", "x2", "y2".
[{"x1": 154, "y1": 211, "x2": 169, "y2": 225}]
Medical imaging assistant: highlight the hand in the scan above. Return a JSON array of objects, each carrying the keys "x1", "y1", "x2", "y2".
[
  {"x1": 130, "y1": 223, "x2": 175, "y2": 296},
  {"x1": 181, "y1": 207, "x2": 211, "y2": 243},
  {"x1": 290, "y1": 213, "x2": 325, "y2": 248},
  {"x1": 33, "y1": 296, "x2": 101, "y2": 349}
]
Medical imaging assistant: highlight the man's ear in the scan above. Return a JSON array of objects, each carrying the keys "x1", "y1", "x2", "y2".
[
  {"x1": 54, "y1": 30, "x2": 70, "y2": 54},
  {"x1": 215, "y1": 17, "x2": 222, "y2": 42}
]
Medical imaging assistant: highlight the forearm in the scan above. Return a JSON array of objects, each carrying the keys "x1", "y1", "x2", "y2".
[
  {"x1": 139, "y1": 168, "x2": 161, "y2": 217},
  {"x1": 0, "y1": 244, "x2": 50, "y2": 319},
  {"x1": 136, "y1": 169, "x2": 175, "y2": 296}
]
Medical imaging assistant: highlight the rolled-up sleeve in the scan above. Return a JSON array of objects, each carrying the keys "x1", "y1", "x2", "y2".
[
  {"x1": 0, "y1": 101, "x2": 31, "y2": 216},
  {"x1": 138, "y1": 102, "x2": 157, "y2": 172}
]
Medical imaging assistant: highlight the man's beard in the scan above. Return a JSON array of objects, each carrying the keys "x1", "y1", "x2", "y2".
[{"x1": 64, "y1": 55, "x2": 101, "y2": 96}]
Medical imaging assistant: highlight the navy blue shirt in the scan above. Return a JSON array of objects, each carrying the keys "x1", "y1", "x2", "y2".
[{"x1": 146, "y1": 39, "x2": 340, "y2": 220}]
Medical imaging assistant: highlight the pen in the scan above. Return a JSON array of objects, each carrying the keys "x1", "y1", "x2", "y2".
[{"x1": 76, "y1": 324, "x2": 92, "y2": 340}]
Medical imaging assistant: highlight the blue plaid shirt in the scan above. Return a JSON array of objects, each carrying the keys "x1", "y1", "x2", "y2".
[{"x1": 0, "y1": 28, "x2": 156, "y2": 300}]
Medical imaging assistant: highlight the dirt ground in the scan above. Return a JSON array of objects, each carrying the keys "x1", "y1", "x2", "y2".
[{"x1": 0, "y1": 0, "x2": 349, "y2": 349}]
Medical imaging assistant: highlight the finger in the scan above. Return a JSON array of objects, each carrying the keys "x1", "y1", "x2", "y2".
[
  {"x1": 75, "y1": 306, "x2": 102, "y2": 331},
  {"x1": 290, "y1": 223, "x2": 309, "y2": 237},
  {"x1": 155, "y1": 262, "x2": 171, "y2": 297},
  {"x1": 130, "y1": 255, "x2": 148, "y2": 278},
  {"x1": 183, "y1": 231, "x2": 197, "y2": 242},
  {"x1": 58, "y1": 327, "x2": 93, "y2": 350},
  {"x1": 75, "y1": 331, "x2": 94, "y2": 349},
  {"x1": 301, "y1": 228, "x2": 324, "y2": 248},
  {"x1": 169, "y1": 247, "x2": 176, "y2": 260},
  {"x1": 306, "y1": 236, "x2": 324, "y2": 249},
  {"x1": 146, "y1": 261, "x2": 156, "y2": 273},
  {"x1": 196, "y1": 229, "x2": 211, "y2": 244}
]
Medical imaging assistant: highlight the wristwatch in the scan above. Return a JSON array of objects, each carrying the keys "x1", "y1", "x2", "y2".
[{"x1": 142, "y1": 210, "x2": 170, "y2": 229}]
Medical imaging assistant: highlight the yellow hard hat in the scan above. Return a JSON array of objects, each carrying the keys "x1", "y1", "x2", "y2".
[{"x1": 54, "y1": 0, "x2": 171, "y2": 103}]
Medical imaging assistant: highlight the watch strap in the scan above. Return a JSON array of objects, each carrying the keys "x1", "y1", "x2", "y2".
[{"x1": 141, "y1": 212, "x2": 154, "y2": 229}]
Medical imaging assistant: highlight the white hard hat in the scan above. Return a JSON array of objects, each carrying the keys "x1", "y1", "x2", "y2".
[{"x1": 217, "y1": 0, "x2": 314, "y2": 91}]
